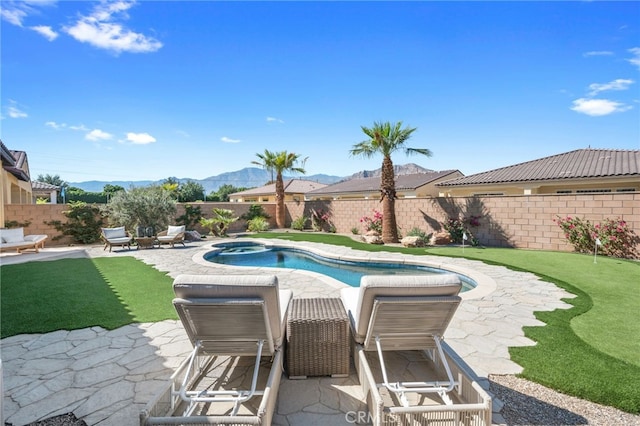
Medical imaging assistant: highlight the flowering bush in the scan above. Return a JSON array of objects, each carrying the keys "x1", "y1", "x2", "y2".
[
  {"x1": 360, "y1": 210, "x2": 383, "y2": 234},
  {"x1": 443, "y1": 216, "x2": 479, "y2": 246},
  {"x1": 554, "y1": 216, "x2": 639, "y2": 259},
  {"x1": 310, "y1": 208, "x2": 332, "y2": 232}
]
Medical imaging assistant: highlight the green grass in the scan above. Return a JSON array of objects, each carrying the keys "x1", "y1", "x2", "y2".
[
  {"x1": 1, "y1": 257, "x2": 177, "y2": 338},
  {"x1": 253, "y1": 232, "x2": 640, "y2": 413}
]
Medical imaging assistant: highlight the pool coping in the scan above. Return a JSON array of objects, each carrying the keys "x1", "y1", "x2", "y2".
[{"x1": 192, "y1": 238, "x2": 497, "y2": 300}]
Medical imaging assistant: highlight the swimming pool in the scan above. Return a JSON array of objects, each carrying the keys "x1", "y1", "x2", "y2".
[{"x1": 204, "y1": 241, "x2": 475, "y2": 291}]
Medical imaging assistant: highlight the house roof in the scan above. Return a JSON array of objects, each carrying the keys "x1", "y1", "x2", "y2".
[
  {"x1": 32, "y1": 181, "x2": 60, "y2": 191},
  {"x1": 0, "y1": 139, "x2": 31, "y2": 182},
  {"x1": 230, "y1": 179, "x2": 327, "y2": 197},
  {"x1": 437, "y1": 149, "x2": 640, "y2": 187},
  {"x1": 307, "y1": 170, "x2": 461, "y2": 195}
]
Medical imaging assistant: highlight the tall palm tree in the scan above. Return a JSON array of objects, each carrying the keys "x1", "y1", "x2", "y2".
[
  {"x1": 252, "y1": 150, "x2": 307, "y2": 228},
  {"x1": 350, "y1": 121, "x2": 432, "y2": 243}
]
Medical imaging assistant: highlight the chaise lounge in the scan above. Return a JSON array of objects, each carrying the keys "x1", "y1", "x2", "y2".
[
  {"x1": 156, "y1": 225, "x2": 185, "y2": 248},
  {"x1": 340, "y1": 274, "x2": 492, "y2": 426},
  {"x1": 140, "y1": 274, "x2": 292, "y2": 425},
  {"x1": 0, "y1": 228, "x2": 48, "y2": 253}
]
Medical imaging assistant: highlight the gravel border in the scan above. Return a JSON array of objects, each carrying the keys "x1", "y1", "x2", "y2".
[{"x1": 490, "y1": 375, "x2": 640, "y2": 426}]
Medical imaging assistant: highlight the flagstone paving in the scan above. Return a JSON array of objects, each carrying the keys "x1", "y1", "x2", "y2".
[{"x1": 1, "y1": 238, "x2": 574, "y2": 425}]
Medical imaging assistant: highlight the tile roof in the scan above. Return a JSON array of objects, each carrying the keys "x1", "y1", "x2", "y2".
[
  {"x1": 32, "y1": 181, "x2": 60, "y2": 191},
  {"x1": 230, "y1": 179, "x2": 327, "y2": 196},
  {"x1": 437, "y1": 149, "x2": 640, "y2": 187},
  {"x1": 307, "y1": 170, "x2": 460, "y2": 195}
]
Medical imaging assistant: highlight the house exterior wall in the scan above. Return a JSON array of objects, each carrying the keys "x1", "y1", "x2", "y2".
[
  {"x1": 3, "y1": 193, "x2": 639, "y2": 256},
  {"x1": 1, "y1": 172, "x2": 34, "y2": 226}
]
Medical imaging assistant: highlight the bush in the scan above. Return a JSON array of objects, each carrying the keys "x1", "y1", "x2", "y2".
[
  {"x1": 360, "y1": 210, "x2": 382, "y2": 234},
  {"x1": 351, "y1": 227, "x2": 360, "y2": 235},
  {"x1": 291, "y1": 216, "x2": 307, "y2": 231},
  {"x1": 200, "y1": 208, "x2": 239, "y2": 236},
  {"x1": 247, "y1": 217, "x2": 270, "y2": 232},
  {"x1": 406, "y1": 227, "x2": 432, "y2": 245},
  {"x1": 241, "y1": 204, "x2": 270, "y2": 221},
  {"x1": 46, "y1": 201, "x2": 104, "y2": 244},
  {"x1": 443, "y1": 216, "x2": 479, "y2": 246},
  {"x1": 176, "y1": 204, "x2": 203, "y2": 230},
  {"x1": 100, "y1": 186, "x2": 176, "y2": 233},
  {"x1": 555, "y1": 216, "x2": 639, "y2": 259}
]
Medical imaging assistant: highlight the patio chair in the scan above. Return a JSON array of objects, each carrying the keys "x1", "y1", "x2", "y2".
[
  {"x1": 140, "y1": 274, "x2": 292, "y2": 425},
  {"x1": 156, "y1": 225, "x2": 185, "y2": 248},
  {"x1": 100, "y1": 226, "x2": 132, "y2": 252},
  {"x1": 340, "y1": 274, "x2": 491, "y2": 426}
]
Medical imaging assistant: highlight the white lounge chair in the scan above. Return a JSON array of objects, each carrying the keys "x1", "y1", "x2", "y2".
[
  {"x1": 100, "y1": 226, "x2": 132, "y2": 252},
  {"x1": 0, "y1": 228, "x2": 47, "y2": 253},
  {"x1": 156, "y1": 225, "x2": 185, "y2": 248},
  {"x1": 341, "y1": 274, "x2": 492, "y2": 426},
  {"x1": 140, "y1": 274, "x2": 292, "y2": 426}
]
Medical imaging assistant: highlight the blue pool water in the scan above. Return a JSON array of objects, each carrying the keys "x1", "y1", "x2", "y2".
[{"x1": 204, "y1": 242, "x2": 474, "y2": 291}]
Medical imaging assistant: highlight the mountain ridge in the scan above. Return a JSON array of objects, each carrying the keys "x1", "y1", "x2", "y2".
[{"x1": 69, "y1": 163, "x2": 432, "y2": 193}]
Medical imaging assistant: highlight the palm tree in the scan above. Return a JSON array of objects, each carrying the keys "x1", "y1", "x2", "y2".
[
  {"x1": 350, "y1": 121, "x2": 432, "y2": 243},
  {"x1": 252, "y1": 150, "x2": 307, "y2": 228}
]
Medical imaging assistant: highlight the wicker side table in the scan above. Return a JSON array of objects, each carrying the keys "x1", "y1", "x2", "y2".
[{"x1": 286, "y1": 298, "x2": 350, "y2": 379}]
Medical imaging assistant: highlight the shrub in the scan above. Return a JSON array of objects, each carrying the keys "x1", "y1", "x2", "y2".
[
  {"x1": 200, "y1": 208, "x2": 239, "y2": 237},
  {"x1": 247, "y1": 217, "x2": 269, "y2": 232},
  {"x1": 176, "y1": 204, "x2": 203, "y2": 230},
  {"x1": 351, "y1": 227, "x2": 360, "y2": 235},
  {"x1": 443, "y1": 217, "x2": 479, "y2": 246},
  {"x1": 291, "y1": 216, "x2": 307, "y2": 231},
  {"x1": 360, "y1": 210, "x2": 382, "y2": 234},
  {"x1": 241, "y1": 204, "x2": 270, "y2": 221},
  {"x1": 310, "y1": 208, "x2": 332, "y2": 232},
  {"x1": 555, "y1": 216, "x2": 639, "y2": 259},
  {"x1": 46, "y1": 201, "x2": 104, "y2": 244},
  {"x1": 100, "y1": 185, "x2": 176, "y2": 233},
  {"x1": 406, "y1": 227, "x2": 432, "y2": 245}
]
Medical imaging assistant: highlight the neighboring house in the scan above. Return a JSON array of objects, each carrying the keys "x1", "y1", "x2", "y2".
[
  {"x1": 229, "y1": 179, "x2": 328, "y2": 203},
  {"x1": 437, "y1": 148, "x2": 640, "y2": 197},
  {"x1": 306, "y1": 170, "x2": 463, "y2": 200},
  {"x1": 32, "y1": 181, "x2": 61, "y2": 204},
  {"x1": 1, "y1": 140, "x2": 34, "y2": 226}
]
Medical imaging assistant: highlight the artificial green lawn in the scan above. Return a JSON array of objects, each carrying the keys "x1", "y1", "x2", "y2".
[
  {"x1": 252, "y1": 232, "x2": 640, "y2": 413},
  {"x1": 1, "y1": 257, "x2": 177, "y2": 338}
]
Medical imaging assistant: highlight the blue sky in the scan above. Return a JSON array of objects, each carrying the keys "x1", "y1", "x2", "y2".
[{"x1": 2, "y1": 1, "x2": 639, "y2": 186}]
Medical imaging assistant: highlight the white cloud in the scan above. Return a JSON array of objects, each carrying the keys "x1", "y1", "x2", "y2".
[
  {"x1": 627, "y1": 47, "x2": 640, "y2": 70},
  {"x1": 69, "y1": 124, "x2": 89, "y2": 131},
  {"x1": 221, "y1": 136, "x2": 241, "y2": 143},
  {"x1": 0, "y1": 1, "x2": 57, "y2": 27},
  {"x1": 588, "y1": 78, "x2": 634, "y2": 96},
  {"x1": 266, "y1": 116, "x2": 284, "y2": 124},
  {"x1": 570, "y1": 98, "x2": 632, "y2": 116},
  {"x1": 30, "y1": 25, "x2": 58, "y2": 41},
  {"x1": 86, "y1": 129, "x2": 113, "y2": 141},
  {"x1": 583, "y1": 51, "x2": 614, "y2": 57},
  {"x1": 7, "y1": 106, "x2": 28, "y2": 118},
  {"x1": 45, "y1": 121, "x2": 65, "y2": 129},
  {"x1": 126, "y1": 132, "x2": 156, "y2": 144},
  {"x1": 64, "y1": 0, "x2": 162, "y2": 54}
]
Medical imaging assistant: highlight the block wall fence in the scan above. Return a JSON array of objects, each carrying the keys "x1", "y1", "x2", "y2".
[{"x1": 3, "y1": 193, "x2": 639, "y2": 254}]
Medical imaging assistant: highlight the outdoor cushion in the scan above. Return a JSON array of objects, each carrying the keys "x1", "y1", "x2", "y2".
[
  {"x1": 102, "y1": 227, "x2": 127, "y2": 239},
  {"x1": 0, "y1": 228, "x2": 25, "y2": 243},
  {"x1": 166, "y1": 225, "x2": 185, "y2": 236}
]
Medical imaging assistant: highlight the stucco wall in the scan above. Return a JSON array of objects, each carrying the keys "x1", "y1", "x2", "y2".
[{"x1": 3, "y1": 193, "x2": 639, "y2": 255}]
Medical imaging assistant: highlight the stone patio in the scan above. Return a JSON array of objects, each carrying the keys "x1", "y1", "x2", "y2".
[{"x1": 0, "y1": 238, "x2": 575, "y2": 425}]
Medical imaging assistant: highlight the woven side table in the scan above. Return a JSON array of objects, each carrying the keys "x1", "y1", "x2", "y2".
[{"x1": 286, "y1": 298, "x2": 350, "y2": 379}]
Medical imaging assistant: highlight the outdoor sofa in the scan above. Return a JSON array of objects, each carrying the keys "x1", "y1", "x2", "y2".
[{"x1": 0, "y1": 228, "x2": 48, "y2": 253}]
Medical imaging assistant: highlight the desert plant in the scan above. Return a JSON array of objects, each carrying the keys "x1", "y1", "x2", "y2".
[
  {"x1": 310, "y1": 208, "x2": 331, "y2": 232},
  {"x1": 443, "y1": 216, "x2": 479, "y2": 246},
  {"x1": 360, "y1": 210, "x2": 383, "y2": 234},
  {"x1": 200, "y1": 208, "x2": 239, "y2": 237},
  {"x1": 247, "y1": 217, "x2": 270, "y2": 232},
  {"x1": 45, "y1": 201, "x2": 104, "y2": 243},
  {"x1": 100, "y1": 185, "x2": 176, "y2": 233},
  {"x1": 351, "y1": 227, "x2": 360, "y2": 235},
  {"x1": 291, "y1": 216, "x2": 307, "y2": 231}
]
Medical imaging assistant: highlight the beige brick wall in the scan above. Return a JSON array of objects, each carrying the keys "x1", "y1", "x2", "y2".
[{"x1": 4, "y1": 193, "x2": 639, "y2": 255}]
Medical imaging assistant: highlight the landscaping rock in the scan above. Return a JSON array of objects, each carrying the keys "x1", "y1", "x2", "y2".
[
  {"x1": 401, "y1": 236, "x2": 425, "y2": 248},
  {"x1": 431, "y1": 232, "x2": 452, "y2": 245},
  {"x1": 362, "y1": 234, "x2": 383, "y2": 245}
]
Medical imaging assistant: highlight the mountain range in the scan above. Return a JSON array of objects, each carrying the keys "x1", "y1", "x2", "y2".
[{"x1": 70, "y1": 164, "x2": 432, "y2": 193}]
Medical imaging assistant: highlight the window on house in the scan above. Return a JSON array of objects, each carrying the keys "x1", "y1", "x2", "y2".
[
  {"x1": 576, "y1": 189, "x2": 611, "y2": 193},
  {"x1": 556, "y1": 190, "x2": 572, "y2": 194},
  {"x1": 616, "y1": 188, "x2": 636, "y2": 192}
]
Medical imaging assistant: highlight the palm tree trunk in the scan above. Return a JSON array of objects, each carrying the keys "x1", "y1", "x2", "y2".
[
  {"x1": 380, "y1": 156, "x2": 399, "y2": 243},
  {"x1": 275, "y1": 173, "x2": 286, "y2": 228}
]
